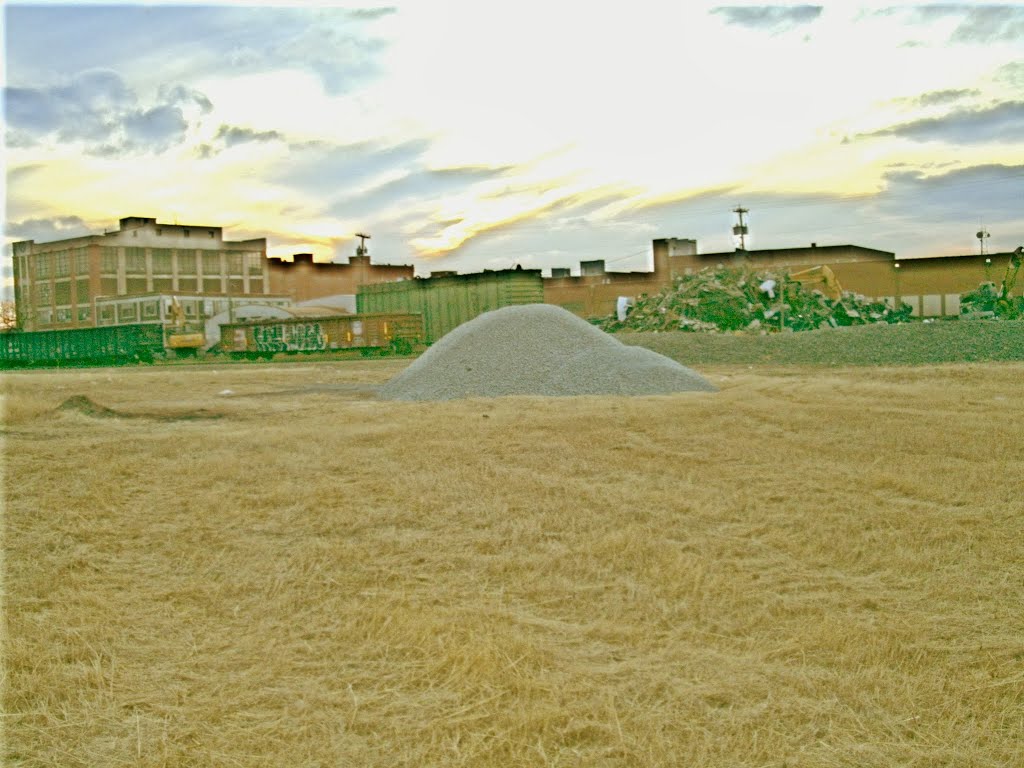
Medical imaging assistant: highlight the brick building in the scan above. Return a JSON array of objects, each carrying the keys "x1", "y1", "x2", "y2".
[{"x1": 11, "y1": 216, "x2": 269, "y2": 331}]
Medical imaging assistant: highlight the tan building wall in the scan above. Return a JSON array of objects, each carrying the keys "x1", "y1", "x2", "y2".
[
  {"x1": 543, "y1": 274, "x2": 665, "y2": 318},
  {"x1": 267, "y1": 253, "x2": 414, "y2": 303},
  {"x1": 543, "y1": 240, "x2": 1021, "y2": 319}
]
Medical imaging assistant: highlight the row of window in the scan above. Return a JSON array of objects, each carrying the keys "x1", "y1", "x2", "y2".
[
  {"x1": 98, "y1": 249, "x2": 263, "y2": 276},
  {"x1": 32, "y1": 249, "x2": 89, "y2": 278},
  {"x1": 31, "y1": 248, "x2": 263, "y2": 277},
  {"x1": 37, "y1": 306, "x2": 92, "y2": 324},
  {"x1": 35, "y1": 279, "x2": 91, "y2": 305}
]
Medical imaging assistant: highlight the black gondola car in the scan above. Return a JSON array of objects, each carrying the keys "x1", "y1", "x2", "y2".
[{"x1": 0, "y1": 324, "x2": 167, "y2": 368}]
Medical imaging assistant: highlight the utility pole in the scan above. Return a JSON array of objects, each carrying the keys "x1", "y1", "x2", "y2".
[
  {"x1": 732, "y1": 206, "x2": 749, "y2": 251},
  {"x1": 355, "y1": 232, "x2": 371, "y2": 258}
]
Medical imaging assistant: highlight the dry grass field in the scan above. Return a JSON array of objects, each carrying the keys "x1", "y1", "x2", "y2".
[{"x1": 3, "y1": 360, "x2": 1023, "y2": 767}]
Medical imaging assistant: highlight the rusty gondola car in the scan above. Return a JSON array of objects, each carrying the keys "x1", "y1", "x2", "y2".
[{"x1": 217, "y1": 312, "x2": 424, "y2": 359}]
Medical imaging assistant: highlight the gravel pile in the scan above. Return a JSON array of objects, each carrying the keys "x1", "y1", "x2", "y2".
[{"x1": 379, "y1": 304, "x2": 716, "y2": 401}]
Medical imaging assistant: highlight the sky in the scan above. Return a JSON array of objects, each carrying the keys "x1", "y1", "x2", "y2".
[{"x1": 3, "y1": 1, "x2": 1023, "y2": 296}]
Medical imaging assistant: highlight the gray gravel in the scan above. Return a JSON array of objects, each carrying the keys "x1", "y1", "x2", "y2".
[{"x1": 379, "y1": 304, "x2": 717, "y2": 400}]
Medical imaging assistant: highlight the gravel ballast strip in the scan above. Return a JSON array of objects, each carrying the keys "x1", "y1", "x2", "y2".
[
  {"x1": 618, "y1": 318, "x2": 1024, "y2": 367},
  {"x1": 379, "y1": 304, "x2": 717, "y2": 401}
]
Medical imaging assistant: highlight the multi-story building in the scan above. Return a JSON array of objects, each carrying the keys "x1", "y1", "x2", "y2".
[{"x1": 11, "y1": 216, "x2": 270, "y2": 331}]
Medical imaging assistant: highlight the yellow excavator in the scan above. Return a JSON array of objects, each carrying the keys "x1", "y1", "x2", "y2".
[
  {"x1": 164, "y1": 297, "x2": 205, "y2": 356},
  {"x1": 788, "y1": 265, "x2": 843, "y2": 301},
  {"x1": 961, "y1": 246, "x2": 1023, "y2": 319}
]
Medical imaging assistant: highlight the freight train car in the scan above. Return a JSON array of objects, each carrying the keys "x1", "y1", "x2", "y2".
[
  {"x1": 0, "y1": 323, "x2": 166, "y2": 368},
  {"x1": 217, "y1": 312, "x2": 423, "y2": 359},
  {"x1": 357, "y1": 268, "x2": 544, "y2": 343}
]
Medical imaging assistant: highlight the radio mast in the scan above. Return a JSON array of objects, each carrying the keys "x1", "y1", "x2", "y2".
[{"x1": 732, "y1": 206, "x2": 749, "y2": 250}]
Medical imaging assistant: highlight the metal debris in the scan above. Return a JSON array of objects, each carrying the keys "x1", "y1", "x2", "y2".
[{"x1": 597, "y1": 267, "x2": 913, "y2": 334}]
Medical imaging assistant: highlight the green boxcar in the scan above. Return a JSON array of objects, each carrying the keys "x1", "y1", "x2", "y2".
[
  {"x1": 0, "y1": 324, "x2": 166, "y2": 368},
  {"x1": 356, "y1": 269, "x2": 544, "y2": 343}
]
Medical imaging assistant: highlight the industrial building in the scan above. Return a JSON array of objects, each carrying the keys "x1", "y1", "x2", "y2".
[
  {"x1": 541, "y1": 238, "x2": 1019, "y2": 319},
  {"x1": 9, "y1": 216, "x2": 417, "y2": 332},
  {"x1": 11, "y1": 216, "x2": 270, "y2": 331},
  {"x1": 267, "y1": 251, "x2": 414, "y2": 308},
  {"x1": 11, "y1": 214, "x2": 1018, "y2": 338}
]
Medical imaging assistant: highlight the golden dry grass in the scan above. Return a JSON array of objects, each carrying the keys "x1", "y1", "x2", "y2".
[{"x1": 3, "y1": 360, "x2": 1023, "y2": 767}]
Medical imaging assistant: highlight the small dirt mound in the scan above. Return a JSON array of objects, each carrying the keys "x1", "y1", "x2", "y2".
[
  {"x1": 379, "y1": 304, "x2": 717, "y2": 401},
  {"x1": 57, "y1": 395, "x2": 119, "y2": 418},
  {"x1": 56, "y1": 395, "x2": 223, "y2": 422}
]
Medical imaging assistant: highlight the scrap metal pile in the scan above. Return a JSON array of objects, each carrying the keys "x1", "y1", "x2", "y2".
[{"x1": 598, "y1": 266, "x2": 913, "y2": 334}]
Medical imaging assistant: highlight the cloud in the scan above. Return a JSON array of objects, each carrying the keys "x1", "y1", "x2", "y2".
[
  {"x1": 4, "y1": 69, "x2": 213, "y2": 155},
  {"x1": 348, "y1": 7, "x2": 397, "y2": 20},
  {"x1": 5, "y1": 69, "x2": 134, "y2": 138},
  {"x1": 711, "y1": 5, "x2": 823, "y2": 32},
  {"x1": 215, "y1": 125, "x2": 285, "y2": 147},
  {"x1": 879, "y1": 4, "x2": 1024, "y2": 43},
  {"x1": 123, "y1": 106, "x2": 189, "y2": 148},
  {"x1": 328, "y1": 165, "x2": 513, "y2": 220},
  {"x1": 949, "y1": 5, "x2": 1024, "y2": 43},
  {"x1": 5, "y1": 6, "x2": 391, "y2": 102},
  {"x1": 862, "y1": 101, "x2": 1024, "y2": 144},
  {"x1": 6, "y1": 216, "x2": 92, "y2": 242},
  {"x1": 905, "y1": 88, "x2": 980, "y2": 107},
  {"x1": 269, "y1": 138, "x2": 432, "y2": 197},
  {"x1": 876, "y1": 163, "x2": 1024, "y2": 222},
  {"x1": 194, "y1": 124, "x2": 287, "y2": 158},
  {"x1": 996, "y1": 61, "x2": 1024, "y2": 87}
]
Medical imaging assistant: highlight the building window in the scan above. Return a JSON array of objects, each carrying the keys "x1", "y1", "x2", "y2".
[
  {"x1": 152, "y1": 249, "x2": 172, "y2": 274},
  {"x1": 37, "y1": 282, "x2": 52, "y2": 304},
  {"x1": 183, "y1": 229, "x2": 190, "y2": 238},
  {"x1": 36, "y1": 254, "x2": 53, "y2": 278},
  {"x1": 37, "y1": 308, "x2": 52, "y2": 325},
  {"x1": 201, "y1": 251, "x2": 222, "y2": 275},
  {"x1": 227, "y1": 253, "x2": 243, "y2": 275},
  {"x1": 75, "y1": 279, "x2": 90, "y2": 303},
  {"x1": 55, "y1": 251, "x2": 71, "y2": 278},
  {"x1": 77, "y1": 306, "x2": 92, "y2": 323},
  {"x1": 142, "y1": 300, "x2": 159, "y2": 319},
  {"x1": 74, "y1": 249, "x2": 89, "y2": 275},
  {"x1": 208, "y1": 230, "x2": 215, "y2": 238},
  {"x1": 125, "y1": 247, "x2": 146, "y2": 273},
  {"x1": 118, "y1": 303, "x2": 137, "y2": 322},
  {"x1": 55, "y1": 281, "x2": 71, "y2": 305},
  {"x1": 176, "y1": 250, "x2": 196, "y2": 274},
  {"x1": 99, "y1": 304, "x2": 114, "y2": 324},
  {"x1": 56, "y1": 307, "x2": 72, "y2": 323},
  {"x1": 247, "y1": 254, "x2": 263, "y2": 275},
  {"x1": 101, "y1": 247, "x2": 118, "y2": 273}
]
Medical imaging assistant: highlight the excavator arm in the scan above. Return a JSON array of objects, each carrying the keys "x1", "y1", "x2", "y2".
[
  {"x1": 999, "y1": 246, "x2": 1022, "y2": 300},
  {"x1": 789, "y1": 265, "x2": 843, "y2": 301}
]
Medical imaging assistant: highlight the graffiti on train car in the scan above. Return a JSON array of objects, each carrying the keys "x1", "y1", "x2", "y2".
[{"x1": 252, "y1": 322, "x2": 326, "y2": 352}]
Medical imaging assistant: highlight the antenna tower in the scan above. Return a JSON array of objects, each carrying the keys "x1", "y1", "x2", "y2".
[
  {"x1": 976, "y1": 226, "x2": 990, "y2": 256},
  {"x1": 355, "y1": 232, "x2": 371, "y2": 257},
  {"x1": 732, "y1": 206, "x2": 749, "y2": 250}
]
